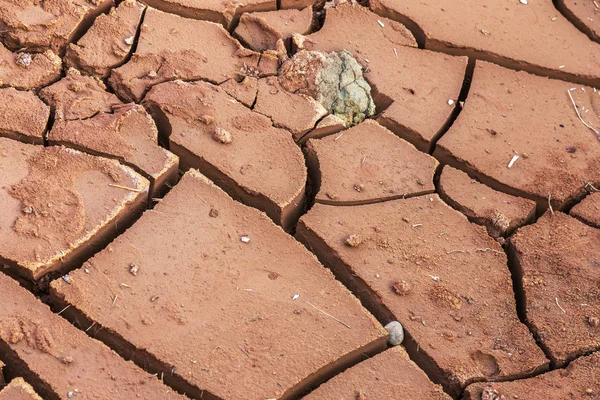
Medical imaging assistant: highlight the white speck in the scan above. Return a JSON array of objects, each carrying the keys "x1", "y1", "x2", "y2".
[
  {"x1": 448, "y1": 99, "x2": 455, "y2": 106},
  {"x1": 377, "y1": 20, "x2": 385, "y2": 28},
  {"x1": 67, "y1": 393, "x2": 73, "y2": 399},
  {"x1": 551, "y1": 17, "x2": 557, "y2": 21},
  {"x1": 292, "y1": 294, "x2": 300, "y2": 301},
  {"x1": 559, "y1": 65, "x2": 565, "y2": 69},
  {"x1": 429, "y1": 275, "x2": 440, "y2": 282},
  {"x1": 507, "y1": 155, "x2": 519, "y2": 168},
  {"x1": 62, "y1": 275, "x2": 72, "y2": 284},
  {"x1": 240, "y1": 236, "x2": 250, "y2": 243},
  {"x1": 124, "y1": 36, "x2": 134, "y2": 45},
  {"x1": 519, "y1": 0, "x2": 528, "y2": 4},
  {"x1": 376, "y1": 274, "x2": 380, "y2": 278}
]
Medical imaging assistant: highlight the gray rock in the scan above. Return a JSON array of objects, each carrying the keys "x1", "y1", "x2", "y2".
[
  {"x1": 385, "y1": 320, "x2": 404, "y2": 346},
  {"x1": 278, "y1": 50, "x2": 375, "y2": 127}
]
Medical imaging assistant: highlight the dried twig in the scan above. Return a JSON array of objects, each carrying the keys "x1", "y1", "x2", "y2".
[
  {"x1": 555, "y1": 297, "x2": 566, "y2": 314},
  {"x1": 108, "y1": 184, "x2": 143, "y2": 192},
  {"x1": 548, "y1": 193, "x2": 554, "y2": 215},
  {"x1": 567, "y1": 89, "x2": 600, "y2": 140},
  {"x1": 57, "y1": 305, "x2": 71, "y2": 315},
  {"x1": 304, "y1": 300, "x2": 351, "y2": 329}
]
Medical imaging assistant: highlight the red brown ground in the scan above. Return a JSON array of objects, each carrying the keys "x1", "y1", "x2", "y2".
[
  {"x1": 371, "y1": 0, "x2": 600, "y2": 87},
  {"x1": 0, "y1": 0, "x2": 114, "y2": 54},
  {"x1": 299, "y1": 2, "x2": 467, "y2": 152},
  {"x1": 144, "y1": 79, "x2": 306, "y2": 231},
  {"x1": 65, "y1": 0, "x2": 145, "y2": 77},
  {"x1": 296, "y1": 195, "x2": 548, "y2": 397},
  {"x1": 0, "y1": 89, "x2": 49, "y2": 144},
  {"x1": 220, "y1": 76, "x2": 259, "y2": 107},
  {"x1": 0, "y1": 138, "x2": 148, "y2": 282},
  {"x1": 108, "y1": 7, "x2": 275, "y2": 102},
  {"x1": 281, "y1": 0, "x2": 314, "y2": 9},
  {"x1": 438, "y1": 166, "x2": 537, "y2": 238},
  {"x1": 508, "y1": 212, "x2": 600, "y2": 366},
  {"x1": 0, "y1": 378, "x2": 42, "y2": 400},
  {"x1": 234, "y1": 7, "x2": 313, "y2": 52},
  {"x1": 50, "y1": 170, "x2": 387, "y2": 400},
  {"x1": 556, "y1": 0, "x2": 600, "y2": 43},
  {"x1": 435, "y1": 61, "x2": 600, "y2": 211},
  {"x1": 0, "y1": 273, "x2": 185, "y2": 399},
  {"x1": 140, "y1": 0, "x2": 276, "y2": 29},
  {"x1": 0, "y1": 44, "x2": 62, "y2": 90},
  {"x1": 40, "y1": 69, "x2": 179, "y2": 198},
  {"x1": 306, "y1": 120, "x2": 438, "y2": 205},
  {"x1": 254, "y1": 76, "x2": 328, "y2": 140},
  {"x1": 463, "y1": 351, "x2": 600, "y2": 400},
  {"x1": 304, "y1": 347, "x2": 451, "y2": 399},
  {"x1": 571, "y1": 191, "x2": 600, "y2": 228}
]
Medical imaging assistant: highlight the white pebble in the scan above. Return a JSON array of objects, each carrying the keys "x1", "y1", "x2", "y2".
[
  {"x1": 520, "y1": 0, "x2": 528, "y2": 4},
  {"x1": 385, "y1": 321, "x2": 404, "y2": 346},
  {"x1": 292, "y1": 294, "x2": 300, "y2": 300},
  {"x1": 240, "y1": 236, "x2": 250, "y2": 243},
  {"x1": 448, "y1": 99, "x2": 455, "y2": 106}
]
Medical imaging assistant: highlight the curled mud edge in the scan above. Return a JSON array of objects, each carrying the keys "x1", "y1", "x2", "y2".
[{"x1": 47, "y1": 291, "x2": 388, "y2": 400}]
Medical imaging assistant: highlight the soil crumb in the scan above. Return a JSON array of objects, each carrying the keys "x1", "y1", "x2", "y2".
[{"x1": 279, "y1": 49, "x2": 375, "y2": 126}]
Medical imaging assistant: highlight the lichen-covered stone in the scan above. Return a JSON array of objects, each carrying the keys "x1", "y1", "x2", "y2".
[{"x1": 278, "y1": 49, "x2": 375, "y2": 126}]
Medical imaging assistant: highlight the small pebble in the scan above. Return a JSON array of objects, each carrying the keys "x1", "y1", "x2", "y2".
[
  {"x1": 385, "y1": 321, "x2": 404, "y2": 346},
  {"x1": 213, "y1": 127, "x2": 233, "y2": 144},
  {"x1": 448, "y1": 99, "x2": 455, "y2": 106},
  {"x1": 124, "y1": 36, "x2": 134, "y2": 45},
  {"x1": 62, "y1": 274, "x2": 72, "y2": 284},
  {"x1": 392, "y1": 280, "x2": 411, "y2": 296},
  {"x1": 520, "y1": 0, "x2": 528, "y2": 4},
  {"x1": 129, "y1": 264, "x2": 138, "y2": 276},
  {"x1": 240, "y1": 235, "x2": 250, "y2": 243},
  {"x1": 292, "y1": 294, "x2": 300, "y2": 300},
  {"x1": 15, "y1": 52, "x2": 32, "y2": 68},
  {"x1": 209, "y1": 208, "x2": 219, "y2": 218},
  {"x1": 589, "y1": 316, "x2": 600, "y2": 327},
  {"x1": 344, "y1": 234, "x2": 363, "y2": 247},
  {"x1": 67, "y1": 392, "x2": 73, "y2": 399},
  {"x1": 566, "y1": 146, "x2": 577, "y2": 153}
]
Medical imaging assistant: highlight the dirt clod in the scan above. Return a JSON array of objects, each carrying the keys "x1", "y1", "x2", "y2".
[
  {"x1": 213, "y1": 127, "x2": 233, "y2": 144},
  {"x1": 344, "y1": 234, "x2": 363, "y2": 247},
  {"x1": 392, "y1": 280, "x2": 411, "y2": 295}
]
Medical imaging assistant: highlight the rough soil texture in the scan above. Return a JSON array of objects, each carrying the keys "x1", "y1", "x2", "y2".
[
  {"x1": 435, "y1": 61, "x2": 600, "y2": 211},
  {"x1": 254, "y1": 76, "x2": 328, "y2": 140},
  {"x1": 220, "y1": 76, "x2": 259, "y2": 108},
  {"x1": 278, "y1": 50, "x2": 376, "y2": 127},
  {"x1": 300, "y1": 2, "x2": 467, "y2": 152},
  {"x1": 108, "y1": 7, "x2": 273, "y2": 102},
  {"x1": 234, "y1": 7, "x2": 313, "y2": 52},
  {"x1": 0, "y1": 273, "x2": 185, "y2": 400},
  {"x1": 305, "y1": 347, "x2": 451, "y2": 400},
  {"x1": 65, "y1": 0, "x2": 145, "y2": 77},
  {"x1": 306, "y1": 120, "x2": 438, "y2": 205},
  {"x1": 571, "y1": 191, "x2": 600, "y2": 228},
  {"x1": 0, "y1": 44, "x2": 62, "y2": 90},
  {"x1": 281, "y1": 0, "x2": 315, "y2": 9},
  {"x1": 50, "y1": 170, "x2": 387, "y2": 400},
  {"x1": 0, "y1": 138, "x2": 148, "y2": 281},
  {"x1": 438, "y1": 166, "x2": 537, "y2": 238},
  {"x1": 509, "y1": 212, "x2": 600, "y2": 365},
  {"x1": 0, "y1": 89, "x2": 49, "y2": 144},
  {"x1": 371, "y1": 0, "x2": 600, "y2": 87},
  {"x1": 297, "y1": 195, "x2": 548, "y2": 396},
  {"x1": 140, "y1": 0, "x2": 276, "y2": 29},
  {"x1": 0, "y1": 378, "x2": 42, "y2": 400},
  {"x1": 463, "y1": 351, "x2": 600, "y2": 400},
  {"x1": 41, "y1": 69, "x2": 179, "y2": 197},
  {"x1": 0, "y1": 0, "x2": 114, "y2": 54},
  {"x1": 557, "y1": 0, "x2": 600, "y2": 42},
  {"x1": 144, "y1": 79, "x2": 306, "y2": 231}
]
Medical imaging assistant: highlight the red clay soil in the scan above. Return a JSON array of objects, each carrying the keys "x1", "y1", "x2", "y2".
[
  {"x1": 254, "y1": 77, "x2": 328, "y2": 140},
  {"x1": 108, "y1": 7, "x2": 275, "y2": 102},
  {"x1": 300, "y1": 2, "x2": 467, "y2": 152},
  {"x1": 435, "y1": 61, "x2": 600, "y2": 211},
  {"x1": 438, "y1": 166, "x2": 537, "y2": 238},
  {"x1": 0, "y1": 138, "x2": 148, "y2": 282},
  {"x1": 50, "y1": 170, "x2": 387, "y2": 400},
  {"x1": 296, "y1": 195, "x2": 548, "y2": 397},
  {"x1": 304, "y1": 347, "x2": 451, "y2": 400},
  {"x1": 140, "y1": 0, "x2": 276, "y2": 29},
  {"x1": 556, "y1": 0, "x2": 600, "y2": 43},
  {"x1": 234, "y1": 7, "x2": 313, "y2": 52},
  {"x1": 0, "y1": 378, "x2": 43, "y2": 400},
  {"x1": 40, "y1": 69, "x2": 179, "y2": 198},
  {"x1": 306, "y1": 120, "x2": 438, "y2": 205},
  {"x1": 220, "y1": 76, "x2": 259, "y2": 108},
  {"x1": 0, "y1": 274, "x2": 185, "y2": 400},
  {"x1": 0, "y1": 44, "x2": 62, "y2": 90},
  {"x1": 0, "y1": 89, "x2": 49, "y2": 144},
  {"x1": 571, "y1": 191, "x2": 600, "y2": 228},
  {"x1": 0, "y1": 0, "x2": 114, "y2": 54},
  {"x1": 463, "y1": 351, "x2": 600, "y2": 400},
  {"x1": 65, "y1": 0, "x2": 145, "y2": 78},
  {"x1": 371, "y1": 0, "x2": 600, "y2": 87},
  {"x1": 508, "y1": 212, "x2": 600, "y2": 366},
  {"x1": 144, "y1": 79, "x2": 306, "y2": 231}
]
